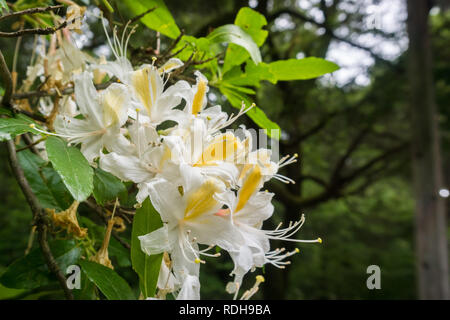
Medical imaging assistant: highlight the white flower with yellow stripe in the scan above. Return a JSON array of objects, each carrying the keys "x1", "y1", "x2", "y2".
[
  {"x1": 215, "y1": 161, "x2": 322, "y2": 298},
  {"x1": 138, "y1": 168, "x2": 239, "y2": 299},
  {"x1": 53, "y1": 71, "x2": 131, "y2": 163}
]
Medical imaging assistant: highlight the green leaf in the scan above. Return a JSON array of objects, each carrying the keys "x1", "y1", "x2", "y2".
[
  {"x1": 109, "y1": 238, "x2": 131, "y2": 268},
  {"x1": 93, "y1": 168, "x2": 126, "y2": 206},
  {"x1": 18, "y1": 149, "x2": 72, "y2": 211},
  {"x1": 207, "y1": 24, "x2": 261, "y2": 64},
  {"x1": 219, "y1": 84, "x2": 280, "y2": 139},
  {"x1": 223, "y1": 7, "x2": 268, "y2": 73},
  {"x1": 131, "y1": 198, "x2": 163, "y2": 298},
  {"x1": 45, "y1": 136, "x2": 93, "y2": 202},
  {"x1": 235, "y1": 7, "x2": 268, "y2": 46},
  {"x1": 0, "y1": 0, "x2": 8, "y2": 14},
  {"x1": 73, "y1": 272, "x2": 97, "y2": 300},
  {"x1": 269, "y1": 57, "x2": 339, "y2": 81},
  {"x1": 122, "y1": 0, "x2": 180, "y2": 39},
  {"x1": 222, "y1": 61, "x2": 277, "y2": 88},
  {"x1": 0, "y1": 240, "x2": 81, "y2": 290},
  {"x1": 0, "y1": 115, "x2": 40, "y2": 141},
  {"x1": 171, "y1": 35, "x2": 219, "y2": 75},
  {"x1": 79, "y1": 260, "x2": 135, "y2": 300}
]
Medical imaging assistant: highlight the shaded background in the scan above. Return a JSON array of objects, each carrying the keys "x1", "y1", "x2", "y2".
[{"x1": 1, "y1": 0, "x2": 449, "y2": 299}]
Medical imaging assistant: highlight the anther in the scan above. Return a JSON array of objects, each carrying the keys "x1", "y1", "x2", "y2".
[{"x1": 317, "y1": 237, "x2": 322, "y2": 244}]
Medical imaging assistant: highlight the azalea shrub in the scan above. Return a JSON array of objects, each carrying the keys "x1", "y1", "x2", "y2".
[{"x1": 0, "y1": 0, "x2": 338, "y2": 300}]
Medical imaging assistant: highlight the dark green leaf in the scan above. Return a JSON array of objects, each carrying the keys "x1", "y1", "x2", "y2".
[
  {"x1": 0, "y1": 240, "x2": 81, "y2": 289},
  {"x1": 45, "y1": 136, "x2": 93, "y2": 202},
  {"x1": 18, "y1": 149, "x2": 72, "y2": 211},
  {"x1": 79, "y1": 260, "x2": 135, "y2": 300},
  {"x1": 93, "y1": 168, "x2": 126, "y2": 206},
  {"x1": 131, "y1": 198, "x2": 163, "y2": 298},
  {"x1": 109, "y1": 238, "x2": 131, "y2": 268},
  {"x1": 73, "y1": 272, "x2": 97, "y2": 300},
  {"x1": 122, "y1": 0, "x2": 181, "y2": 39}
]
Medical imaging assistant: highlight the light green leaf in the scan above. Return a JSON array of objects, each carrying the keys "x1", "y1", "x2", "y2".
[
  {"x1": 0, "y1": 0, "x2": 8, "y2": 14},
  {"x1": 122, "y1": 0, "x2": 180, "y2": 39},
  {"x1": 269, "y1": 57, "x2": 339, "y2": 81},
  {"x1": 0, "y1": 240, "x2": 81, "y2": 290},
  {"x1": 18, "y1": 149, "x2": 72, "y2": 211},
  {"x1": 207, "y1": 24, "x2": 261, "y2": 64},
  {"x1": 131, "y1": 198, "x2": 163, "y2": 299},
  {"x1": 45, "y1": 136, "x2": 93, "y2": 202},
  {"x1": 219, "y1": 84, "x2": 280, "y2": 139},
  {"x1": 223, "y1": 7, "x2": 268, "y2": 73},
  {"x1": 171, "y1": 35, "x2": 219, "y2": 74},
  {"x1": 79, "y1": 260, "x2": 135, "y2": 300},
  {"x1": 93, "y1": 168, "x2": 126, "y2": 206},
  {"x1": 235, "y1": 7, "x2": 268, "y2": 46},
  {"x1": 222, "y1": 61, "x2": 277, "y2": 88},
  {"x1": 0, "y1": 115, "x2": 40, "y2": 141}
]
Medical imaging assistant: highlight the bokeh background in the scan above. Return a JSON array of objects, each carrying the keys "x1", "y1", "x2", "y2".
[{"x1": 1, "y1": 0, "x2": 449, "y2": 299}]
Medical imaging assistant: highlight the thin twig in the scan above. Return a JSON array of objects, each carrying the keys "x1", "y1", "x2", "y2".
[
  {"x1": 0, "y1": 50, "x2": 12, "y2": 107},
  {"x1": 0, "y1": 18, "x2": 76, "y2": 38},
  {"x1": 16, "y1": 136, "x2": 45, "y2": 152},
  {"x1": 191, "y1": 53, "x2": 222, "y2": 65},
  {"x1": 129, "y1": 6, "x2": 156, "y2": 24},
  {"x1": 84, "y1": 199, "x2": 131, "y2": 250},
  {"x1": 0, "y1": 5, "x2": 64, "y2": 22},
  {"x1": 160, "y1": 29, "x2": 185, "y2": 60}
]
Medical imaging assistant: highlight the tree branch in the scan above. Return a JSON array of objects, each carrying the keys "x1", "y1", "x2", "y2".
[
  {"x1": 270, "y1": 142, "x2": 408, "y2": 209},
  {"x1": 0, "y1": 50, "x2": 12, "y2": 107},
  {"x1": 267, "y1": 8, "x2": 395, "y2": 67},
  {"x1": 0, "y1": 5, "x2": 64, "y2": 22},
  {"x1": 5, "y1": 140, "x2": 73, "y2": 300},
  {"x1": 0, "y1": 18, "x2": 76, "y2": 38}
]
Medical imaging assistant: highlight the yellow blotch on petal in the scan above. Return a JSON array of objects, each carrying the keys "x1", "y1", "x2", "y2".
[
  {"x1": 235, "y1": 165, "x2": 262, "y2": 213},
  {"x1": 158, "y1": 59, "x2": 183, "y2": 74},
  {"x1": 184, "y1": 179, "x2": 221, "y2": 220},
  {"x1": 196, "y1": 133, "x2": 240, "y2": 166},
  {"x1": 132, "y1": 67, "x2": 157, "y2": 116},
  {"x1": 159, "y1": 145, "x2": 172, "y2": 169},
  {"x1": 50, "y1": 201, "x2": 87, "y2": 238},
  {"x1": 191, "y1": 78, "x2": 207, "y2": 115},
  {"x1": 102, "y1": 86, "x2": 126, "y2": 126}
]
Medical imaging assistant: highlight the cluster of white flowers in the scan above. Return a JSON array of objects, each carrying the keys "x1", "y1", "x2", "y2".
[{"x1": 30, "y1": 20, "x2": 321, "y2": 300}]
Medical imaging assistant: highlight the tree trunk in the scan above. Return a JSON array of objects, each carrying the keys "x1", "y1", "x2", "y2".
[{"x1": 406, "y1": 0, "x2": 449, "y2": 300}]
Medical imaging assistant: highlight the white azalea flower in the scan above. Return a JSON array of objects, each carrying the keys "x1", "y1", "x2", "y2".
[
  {"x1": 138, "y1": 168, "x2": 239, "y2": 299},
  {"x1": 216, "y1": 164, "x2": 321, "y2": 297},
  {"x1": 54, "y1": 71, "x2": 131, "y2": 163}
]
